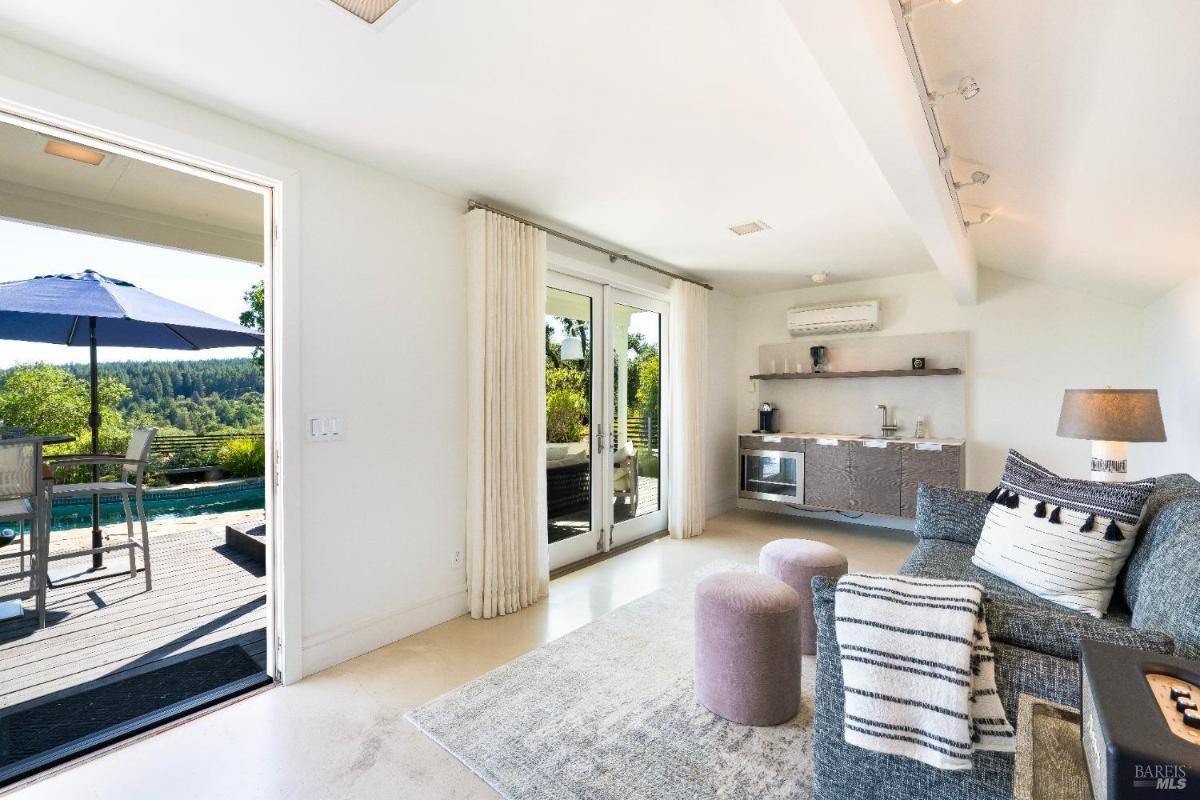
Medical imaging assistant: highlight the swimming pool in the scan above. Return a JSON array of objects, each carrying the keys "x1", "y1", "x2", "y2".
[{"x1": 48, "y1": 481, "x2": 265, "y2": 531}]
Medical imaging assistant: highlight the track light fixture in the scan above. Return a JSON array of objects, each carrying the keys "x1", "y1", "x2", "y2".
[
  {"x1": 953, "y1": 170, "x2": 990, "y2": 189},
  {"x1": 964, "y1": 211, "x2": 995, "y2": 228},
  {"x1": 928, "y1": 76, "x2": 980, "y2": 105},
  {"x1": 902, "y1": 0, "x2": 964, "y2": 18}
]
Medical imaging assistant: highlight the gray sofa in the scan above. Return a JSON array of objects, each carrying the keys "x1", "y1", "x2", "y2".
[{"x1": 811, "y1": 473, "x2": 1200, "y2": 800}]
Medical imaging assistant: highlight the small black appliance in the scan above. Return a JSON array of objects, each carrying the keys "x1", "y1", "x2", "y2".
[
  {"x1": 810, "y1": 345, "x2": 829, "y2": 373},
  {"x1": 755, "y1": 403, "x2": 779, "y2": 434}
]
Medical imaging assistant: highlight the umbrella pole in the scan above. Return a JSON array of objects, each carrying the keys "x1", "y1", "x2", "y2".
[{"x1": 89, "y1": 317, "x2": 102, "y2": 571}]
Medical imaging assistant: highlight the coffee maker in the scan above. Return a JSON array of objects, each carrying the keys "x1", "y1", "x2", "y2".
[
  {"x1": 755, "y1": 402, "x2": 780, "y2": 434},
  {"x1": 810, "y1": 345, "x2": 829, "y2": 373}
]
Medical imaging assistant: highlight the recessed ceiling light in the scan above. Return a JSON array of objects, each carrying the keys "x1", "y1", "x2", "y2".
[
  {"x1": 43, "y1": 139, "x2": 108, "y2": 166},
  {"x1": 729, "y1": 220, "x2": 771, "y2": 236},
  {"x1": 327, "y1": 0, "x2": 407, "y2": 23},
  {"x1": 811, "y1": 272, "x2": 831, "y2": 285}
]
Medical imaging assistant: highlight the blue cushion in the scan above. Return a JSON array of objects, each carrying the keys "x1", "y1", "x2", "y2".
[
  {"x1": 901, "y1": 540, "x2": 1173, "y2": 661},
  {"x1": 913, "y1": 484, "x2": 991, "y2": 546},
  {"x1": 1130, "y1": 497, "x2": 1200, "y2": 655},
  {"x1": 1121, "y1": 473, "x2": 1200, "y2": 609}
]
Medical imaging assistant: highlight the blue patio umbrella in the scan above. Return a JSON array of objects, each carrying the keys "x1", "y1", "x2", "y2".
[{"x1": 0, "y1": 269, "x2": 264, "y2": 573}]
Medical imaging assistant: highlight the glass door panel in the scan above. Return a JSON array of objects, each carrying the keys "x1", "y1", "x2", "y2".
[
  {"x1": 546, "y1": 280, "x2": 602, "y2": 569},
  {"x1": 609, "y1": 291, "x2": 668, "y2": 547}
]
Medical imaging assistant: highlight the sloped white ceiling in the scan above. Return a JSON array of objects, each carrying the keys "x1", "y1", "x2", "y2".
[
  {"x1": 0, "y1": 0, "x2": 939, "y2": 296},
  {"x1": 914, "y1": 0, "x2": 1200, "y2": 304}
]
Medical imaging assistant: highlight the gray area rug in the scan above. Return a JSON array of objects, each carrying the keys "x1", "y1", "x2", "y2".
[{"x1": 406, "y1": 561, "x2": 816, "y2": 799}]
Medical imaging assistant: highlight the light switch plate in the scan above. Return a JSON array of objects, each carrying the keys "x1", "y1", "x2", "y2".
[{"x1": 306, "y1": 415, "x2": 344, "y2": 441}]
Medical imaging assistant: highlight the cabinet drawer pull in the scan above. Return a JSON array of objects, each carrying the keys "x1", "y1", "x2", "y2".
[
  {"x1": 915, "y1": 443, "x2": 943, "y2": 451},
  {"x1": 815, "y1": 438, "x2": 839, "y2": 447},
  {"x1": 863, "y1": 440, "x2": 889, "y2": 449},
  {"x1": 762, "y1": 436, "x2": 782, "y2": 443}
]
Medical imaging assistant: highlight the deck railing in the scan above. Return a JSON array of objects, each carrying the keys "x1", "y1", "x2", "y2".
[
  {"x1": 149, "y1": 432, "x2": 263, "y2": 471},
  {"x1": 626, "y1": 414, "x2": 658, "y2": 451}
]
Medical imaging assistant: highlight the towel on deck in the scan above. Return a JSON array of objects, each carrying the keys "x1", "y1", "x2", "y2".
[{"x1": 834, "y1": 573, "x2": 1015, "y2": 770}]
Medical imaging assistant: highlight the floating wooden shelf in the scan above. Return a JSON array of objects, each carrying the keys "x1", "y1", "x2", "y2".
[{"x1": 750, "y1": 368, "x2": 963, "y2": 381}]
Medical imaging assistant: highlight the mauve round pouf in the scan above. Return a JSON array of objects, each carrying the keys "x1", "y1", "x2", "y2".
[
  {"x1": 759, "y1": 539, "x2": 849, "y2": 656},
  {"x1": 694, "y1": 572, "x2": 801, "y2": 726}
]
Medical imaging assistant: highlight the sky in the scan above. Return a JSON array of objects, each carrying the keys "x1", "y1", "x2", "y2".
[
  {"x1": 546, "y1": 310, "x2": 660, "y2": 360},
  {"x1": 0, "y1": 218, "x2": 262, "y2": 369}
]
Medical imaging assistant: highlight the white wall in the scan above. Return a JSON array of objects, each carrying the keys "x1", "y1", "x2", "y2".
[
  {"x1": 755, "y1": 331, "x2": 967, "y2": 439},
  {"x1": 735, "y1": 268, "x2": 1147, "y2": 506},
  {"x1": 0, "y1": 36, "x2": 470, "y2": 677},
  {"x1": 1139, "y1": 271, "x2": 1200, "y2": 477},
  {"x1": 706, "y1": 290, "x2": 738, "y2": 518}
]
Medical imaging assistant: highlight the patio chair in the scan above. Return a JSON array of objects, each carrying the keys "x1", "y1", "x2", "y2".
[
  {"x1": 612, "y1": 441, "x2": 639, "y2": 511},
  {"x1": 0, "y1": 438, "x2": 49, "y2": 628},
  {"x1": 47, "y1": 427, "x2": 157, "y2": 591}
]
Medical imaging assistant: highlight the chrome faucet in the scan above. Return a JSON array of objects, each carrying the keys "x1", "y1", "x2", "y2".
[{"x1": 876, "y1": 404, "x2": 899, "y2": 438}]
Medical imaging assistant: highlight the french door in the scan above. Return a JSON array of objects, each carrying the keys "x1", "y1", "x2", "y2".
[{"x1": 545, "y1": 273, "x2": 668, "y2": 570}]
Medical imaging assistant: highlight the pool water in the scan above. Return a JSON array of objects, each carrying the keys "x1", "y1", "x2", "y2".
[{"x1": 47, "y1": 484, "x2": 265, "y2": 532}]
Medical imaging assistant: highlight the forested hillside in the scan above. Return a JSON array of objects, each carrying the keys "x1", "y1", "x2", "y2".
[{"x1": 61, "y1": 358, "x2": 264, "y2": 433}]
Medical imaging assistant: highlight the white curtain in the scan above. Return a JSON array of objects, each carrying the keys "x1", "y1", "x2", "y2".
[
  {"x1": 465, "y1": 208, "x2": 549, "y2": 619},
  {"x1": 667, "y1": 278, "x2": 708, "y2": 539}
]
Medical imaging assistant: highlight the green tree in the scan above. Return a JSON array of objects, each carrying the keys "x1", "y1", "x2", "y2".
[
  {"x1": 635, "y1": 353, "x2": 660, "y2": 420},
  {"x1": 546, "y1": 389, "x2": 587, "y2": 443},
  {"x1": 240, "y1": 280, "x2": 265, "y2": 370},
  {"x1": 0, "y1": 363, "x2": 130, "y2": 439}
]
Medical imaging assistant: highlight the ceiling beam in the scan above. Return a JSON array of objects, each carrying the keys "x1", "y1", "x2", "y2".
[{"x1": 777, "y1": 0, "x2": 978, "y2": 304}]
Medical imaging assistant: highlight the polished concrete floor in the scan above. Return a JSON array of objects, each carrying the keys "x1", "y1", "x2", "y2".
[{"x1": 9, "y1": 509, "x2": 915, "y2": 800}]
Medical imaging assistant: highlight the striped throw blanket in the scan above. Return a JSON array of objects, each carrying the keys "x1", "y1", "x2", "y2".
[{"x1": 835, "y1": 573, "x2": 1015, "y2": 770}]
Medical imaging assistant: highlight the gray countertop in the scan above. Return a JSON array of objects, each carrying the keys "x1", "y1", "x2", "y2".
[{"x1": 739, "y1": 431, "x2": 966, "y2": 446}]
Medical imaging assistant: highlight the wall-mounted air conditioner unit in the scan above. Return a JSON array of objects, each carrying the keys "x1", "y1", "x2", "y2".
[{"x1": 787, "y1": 300, "x2": 880, "y2": 336}]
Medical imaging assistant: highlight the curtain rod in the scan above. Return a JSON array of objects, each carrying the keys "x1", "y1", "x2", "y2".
[{"x1": 467, "y1": 200, "x2": 714, "y2": 291}]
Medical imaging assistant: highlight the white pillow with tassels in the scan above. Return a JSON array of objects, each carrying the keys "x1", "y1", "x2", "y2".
[{"x1": 971, "y1": 450, "x2": 1156, "y2": 617}]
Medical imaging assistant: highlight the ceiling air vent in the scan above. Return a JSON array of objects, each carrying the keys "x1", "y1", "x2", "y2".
[
  {"x1": 729, "y1": 220, "x2": 771, "y2": 236},
  {"x1": 328, "y1": 0, "x2": 407, "y2": 24}
]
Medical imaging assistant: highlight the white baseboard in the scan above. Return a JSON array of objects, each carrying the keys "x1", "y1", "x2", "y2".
[{"x1": 301, "y1": 586, "x2": 468, "y2": 677}]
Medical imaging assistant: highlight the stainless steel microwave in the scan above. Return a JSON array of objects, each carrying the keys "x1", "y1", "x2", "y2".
[{"x1": 739, "y1": 449, "x2": 804, "y2": 504}]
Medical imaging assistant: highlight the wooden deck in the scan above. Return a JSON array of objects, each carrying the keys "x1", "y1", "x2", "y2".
[
  {"x1": 632, "y1": 475, "x2": 660, "y2": 518},
  {"x1": 0, "y1": 527, "x2": 266, "y2": 712},
  {"x1": 548, "y1": 475, "x2": 661, "y2": 542}
]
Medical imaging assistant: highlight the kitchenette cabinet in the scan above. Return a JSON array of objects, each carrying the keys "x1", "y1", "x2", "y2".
[
  {"x1": 803, "y1": 439, "x2": 852, "y2": 510},
  {"x1": 739, "y1": 434, "x2": 964, "y2": 519},
  {"x1": 900, "y1": 442, "x2": 962, "y2": 517},
  {"x1": 850, "y1": 441, "x2": 903, "y2": 516}
]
